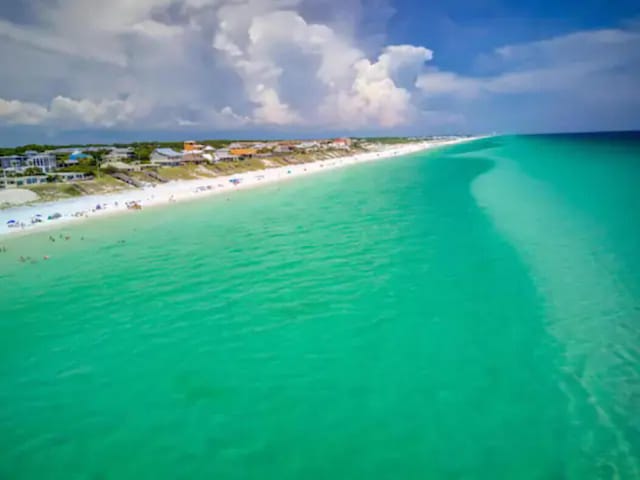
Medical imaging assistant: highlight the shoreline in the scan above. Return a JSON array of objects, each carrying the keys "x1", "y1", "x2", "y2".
[{"x1": 0, "y1": 137, "x2": 482, "y2": 238}]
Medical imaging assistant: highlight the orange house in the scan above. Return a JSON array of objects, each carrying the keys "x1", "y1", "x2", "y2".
[
  {"x1": 184, "y1": 140, "x2": 204, "y2": 151},
  {"x1": 229, "y1": 148, "x2": 257, "y2": 157}
]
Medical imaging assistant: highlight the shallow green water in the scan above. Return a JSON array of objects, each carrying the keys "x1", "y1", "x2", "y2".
[{"x1": 1, "y1": 134, "x2": 639, "y2": 479}]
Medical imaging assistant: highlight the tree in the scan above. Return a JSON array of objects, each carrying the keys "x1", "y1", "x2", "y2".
[
  {"x1": 23, "y1": 167, "x2": 44, "y2": 176},
  {"x1": 133, "y1": 144, "x2": 155, "y2": 162},
  {"x1": 78, "y1": 156, "x2": 96, "y2": 167},
  {"x1": 101, "y1": 165, "x2": 118, "y2": 174}
]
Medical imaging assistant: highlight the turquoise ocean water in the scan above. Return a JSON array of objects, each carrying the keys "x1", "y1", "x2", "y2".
[{"x1": 1, "y1": 134, "x2": 639, "y2": 479}]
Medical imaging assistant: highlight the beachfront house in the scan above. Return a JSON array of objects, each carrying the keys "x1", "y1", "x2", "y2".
[
  {"x1": 52, "y1": 172, "x2": 88, "y2": 182},
  {"x1": 0, "y1": 152, "x2": 57, "y2": 173},
  {"x1": 0, "y1": 155, "x2": 28, "y2": 172},
  {"x1": 104, "y1": 147, "x2": 135, "y2": 162},
  {"x1": 274, "y1": 145, "x2": 292, "y2": 154},
  {"x1": 182, "y1": 151, "x2": 206, "y2": 164},
  {"x1": 184, "y1": 140, "x2": 205, "y2": 152},
  {"x1": 214, "y1": 149, "x2": 236, "y2": 161},
  {"x1": 229, "y1": 148, "x2": 257, "y2": 159},
  {"x1": 26, "y1": 152, "x2": 57, "y2": 172},
  {"x1": 296, "y1": 141, "x2": 320, "y2": 152},
  {"x1": 3, "y1": 175, "x2": 49, "y2": 187},
  {"x1": 150, "y1": 148, "x2": 183, "y2": 166},
  {"x1": 330, "y1": 138, "x2": 352, "y2": 150}
]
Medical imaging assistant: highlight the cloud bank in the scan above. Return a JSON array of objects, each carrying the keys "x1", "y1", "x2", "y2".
[
  {"x1": 0, "y1": 0, "x2": 638, "y2": 139},
  {"x1": 0, "y1": 0, "x2": 432, "y2": 133}
]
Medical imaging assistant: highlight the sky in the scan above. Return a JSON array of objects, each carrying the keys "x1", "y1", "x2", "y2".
[{"x1": 0, "y1": 0, "x2": 639, "y2": 145}]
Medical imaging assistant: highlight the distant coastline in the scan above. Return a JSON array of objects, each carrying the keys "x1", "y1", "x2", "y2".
[{"x1": 0, "y1": 137, "x2": 483, "y2": 237}]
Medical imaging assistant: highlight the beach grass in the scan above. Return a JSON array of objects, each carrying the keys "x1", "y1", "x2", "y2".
[
  {"x1": 77, "y1": 176, "x2": 132, "y2": 197},
  {"x1": 157, "y1": 165, "x2": 212, "y2": 181},
  {"x1": 26, "y1": 183, "x2": 84, "y2": 202},
  {"x1": 208, "y1": 158, "x2": 266, "y2": 174},
  {"x1": 26, "y1": 176, "x2": 130, "y2": 202}
]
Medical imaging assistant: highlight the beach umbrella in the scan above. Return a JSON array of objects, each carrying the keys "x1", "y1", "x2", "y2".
[{"x1": 7, "y1": 220, "x2": 16, "y2": 225}]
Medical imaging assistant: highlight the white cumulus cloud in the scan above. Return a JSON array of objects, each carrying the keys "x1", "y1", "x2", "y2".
[
  {"x1": 4, "y1": 0, "x2": 636, "y2": 137},
  {"x1": 0, "y1": 96, "x2": 140, "y2": 127},
  {"x1": 0, "y1": 0, "x2": 434, "y2": 132}
]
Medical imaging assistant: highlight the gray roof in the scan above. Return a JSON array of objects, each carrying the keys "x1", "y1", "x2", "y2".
[{"x1": 155, "y1": 148, "x2": 182, "y2": 157}]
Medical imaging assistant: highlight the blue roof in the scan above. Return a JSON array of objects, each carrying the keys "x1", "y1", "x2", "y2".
[{"x1": 155, "y1": 148, "x2": 182, "y2": 157}]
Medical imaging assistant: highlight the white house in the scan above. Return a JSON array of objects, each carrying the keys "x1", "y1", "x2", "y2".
[
  {"x1": 26, "y1": 152, "x2": 57, "y2": 173},
  {"x1": 296, "y1": 141, "x2": 320, "y2": 151},
  {"x1": 105, "y1": 147, "x2": 135, "y2": 162},
  {"x1": 214, "y1": 149, "x2": 237, "y2": 161},
  {"x1": 330, "y1": 138, "x2": 352, "y2": 150},
  {"x1": 0, "y1": 153, "x2": 57, "y2": 173}
]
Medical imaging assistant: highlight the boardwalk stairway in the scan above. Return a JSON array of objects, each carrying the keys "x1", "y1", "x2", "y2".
[
  {"x1": 145, "y1": 171, "x2": 168, "y2": 183},
  {"x1": 110, "y1": 172, "x2": 143, "y2": 188}
]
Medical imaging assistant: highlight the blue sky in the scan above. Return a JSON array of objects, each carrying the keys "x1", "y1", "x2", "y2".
[{"x1": 0, "y1": 0, "x2": 638, "y2": 145}]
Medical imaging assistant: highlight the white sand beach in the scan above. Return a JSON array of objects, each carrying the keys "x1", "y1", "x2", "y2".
[{"x1": 0, "y1": 137, "x2": 479, "y2": 237}]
